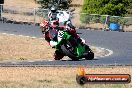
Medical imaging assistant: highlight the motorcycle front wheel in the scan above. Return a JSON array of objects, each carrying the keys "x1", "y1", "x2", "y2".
[{"x1": 84, "y1": 45, "x2": 94, "y2": 60}]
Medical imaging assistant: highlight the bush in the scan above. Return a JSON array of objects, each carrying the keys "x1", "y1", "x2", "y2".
[
  {"x1": 80, "y1": 0, "x2": 132, "y2": 24},
  {"x1": 35, "y1": 0, "x2": 72, "y2": 9},
  {"x1": 81, "y1": 0, "x2": 131, "y2": 16},
  {"x1": 80, "y1": 14, "x2": 91, "y2": 23}
]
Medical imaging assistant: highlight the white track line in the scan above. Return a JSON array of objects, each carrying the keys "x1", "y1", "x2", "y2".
[
  {"x1": 98, "y1": 47, "x2": 113, "y2": 57},
  {"x1": 105, "y1": 49, "x2": 113, "y2": 57},
  {"x1": 1, "y1": 32, "x2": 42, "y2": 40}
]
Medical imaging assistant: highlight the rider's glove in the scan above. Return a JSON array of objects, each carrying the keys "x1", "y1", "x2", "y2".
[{"x1": 50, "y1": 41, "x2": 58, "y2": 48}]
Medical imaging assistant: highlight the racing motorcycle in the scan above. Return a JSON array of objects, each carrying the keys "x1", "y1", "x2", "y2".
[{"x1": 40, "y1": 20, "x2": 94, "y2": 60}]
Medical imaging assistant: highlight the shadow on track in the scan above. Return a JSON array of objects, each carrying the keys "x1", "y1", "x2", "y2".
[{"x1": 60, "y1": 58, "x2": 98, "y2": 61}]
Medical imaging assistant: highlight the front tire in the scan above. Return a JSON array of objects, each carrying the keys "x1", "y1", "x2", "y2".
[
  {"x1": 85, "y1": 51, "x2": 94, "y2": 60},
  {"x1": 84, "y1": 45, "x2": 94, "y2": 60}
]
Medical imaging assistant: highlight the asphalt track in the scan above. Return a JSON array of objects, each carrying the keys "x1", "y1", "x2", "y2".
[{"x1": 0, "y1": 23, "x2": 132, "y2": 66}]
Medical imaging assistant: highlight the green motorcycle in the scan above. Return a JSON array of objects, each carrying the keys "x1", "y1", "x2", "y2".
[{"x1": 49, "y1": 27, "x2": 94, "y2": 61}]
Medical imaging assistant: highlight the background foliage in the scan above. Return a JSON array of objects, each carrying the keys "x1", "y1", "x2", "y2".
[
  {"x1": 36, "y1": 0, "x2": 72, "y2": 9},
  {"x1": 80, "y1": 0, "x2": 132, "y2": 24},
  {"x1": 82, "y1": 0, "x2": 132, "y2": 16}
]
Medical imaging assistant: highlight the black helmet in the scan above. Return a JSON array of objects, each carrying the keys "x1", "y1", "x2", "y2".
[{"x1": 50, "y1": 6, "x2": 57, "y2": 13}]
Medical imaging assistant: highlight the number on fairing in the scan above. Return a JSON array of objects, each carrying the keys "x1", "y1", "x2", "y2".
[
  {"x1": 58, "y1": 31, "x2": 64, "y2": 38},
  {"x1": 58, "y1": 31, "x2": 64, "y2": 42}
]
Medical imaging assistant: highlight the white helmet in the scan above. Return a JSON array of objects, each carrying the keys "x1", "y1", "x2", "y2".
[{"x1": 50, "y1": 6, "x2": 57, "y2": 13}]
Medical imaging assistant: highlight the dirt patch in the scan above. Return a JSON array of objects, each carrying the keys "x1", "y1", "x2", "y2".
[
  {"x1": 0, "y1": 33, "x2": 55, "y2": 61},
  {"x1": 4, "y1": 0, "x2": 40, "y2": 8},
  {"x1": 0, "y1": 67, "x2": 131, "y2": 88}
]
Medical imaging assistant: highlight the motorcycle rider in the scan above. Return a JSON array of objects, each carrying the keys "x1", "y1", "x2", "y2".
[
  {"x1": 48, "y1": 5, "x2": 76, "y2": 31},
  {"x1": 48, "y1": 6, "x2": 58, "y2": 21},
  {"x1": 40, "y1": 6, "x2": 83, "y2": 60},
  {"x1": 40, "y1": 16, "x2": 65, "y2": 60}
]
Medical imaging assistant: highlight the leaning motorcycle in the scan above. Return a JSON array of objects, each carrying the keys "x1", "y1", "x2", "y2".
[{"x1": 48, "y1": 25, "x2": 94, "y2": 61}]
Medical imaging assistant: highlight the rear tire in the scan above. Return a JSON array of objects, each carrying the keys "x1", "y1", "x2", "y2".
[{"x1": 61, "y1": 45, "x2": 79, "y2": 61}]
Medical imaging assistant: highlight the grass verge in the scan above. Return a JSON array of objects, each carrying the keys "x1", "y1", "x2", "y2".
[{"x1": 0, "y1": 33, "x2": 55, "y2": 61}]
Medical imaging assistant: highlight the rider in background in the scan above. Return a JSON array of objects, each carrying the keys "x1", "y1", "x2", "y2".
[
  {"x1": 48, "y1": 5, "x2": 76, "y2": 32},
  {"x1": 48, "y1": 6, "x2": 59, "y2": 21},
  {"x1": 49, "y1": 5, "x2": 80, "y2": 41}
]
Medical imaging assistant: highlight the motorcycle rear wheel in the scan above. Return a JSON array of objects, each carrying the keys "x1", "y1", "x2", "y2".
[{"x1": 61, "y1": 44, "x2": 80, "y2": 61}]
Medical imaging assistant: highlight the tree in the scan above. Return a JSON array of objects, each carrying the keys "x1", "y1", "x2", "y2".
[
  {"x1": 125, "y1": 0, "x2": 132, "y2": 16},
  {"x1": 82, "y1": 0, "x2": 131, "y2": 16},
  {"x1": 36, "y1": 0, "x2": 72, "y2": 9}
]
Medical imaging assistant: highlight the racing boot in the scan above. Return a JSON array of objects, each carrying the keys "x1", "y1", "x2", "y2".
[{"x1": 54, "y1": 50, "x2": 65, "y2": 60}]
